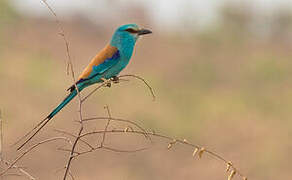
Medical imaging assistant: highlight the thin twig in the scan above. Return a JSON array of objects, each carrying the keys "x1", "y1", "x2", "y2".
[
  {"x1": 63, "y1": 121, "x2": 83, "y2": 180},
  {"x1": 80, "y1": 129, "x2": 246, "y2": 180},
  {"x1": 68, "y1": 169, "x2": 75, "y2": 180},
  {"x1": 2, "y1": 173, "x2": 22, "y2": 178},
  {"x1": 82, "y1": 116, "x2": 150, "y2": 139},
  {"x1": 0, "y1": 137, "x2": 72, "y2": 176},
  {"x1": 2, "y1": 160, "x2": 36, "y2": 180},
  {"x1": 41, "y1": 0, "x2": 70, "y2": 75},
  {"x1": 100, "y1": 105, "x2": 112, "y2": 147},
  {"x1": 0, "y1": 111, "x2": 36, "y2": 179},
  {"x1": 102, "y1": 146, "x2": 148, "y2": 153},
  {"x1": 81, "y1": 79, "x2": 112, "y2": 102},
  {"x1": 41, "y1": 0, "x2": 80, "y2": 100},
  {"x1": 119, "y1": 74, "x2": 156, "y2": 101},
  {"x1": 81, "y1": 74, "x2": 156, "y2": 102},
  {"x1": 40, "y1": 1, "x2": 85, "y2": 180},
  {"x1": 55, "y1": 129, "x2": 94, "y2": 150}
]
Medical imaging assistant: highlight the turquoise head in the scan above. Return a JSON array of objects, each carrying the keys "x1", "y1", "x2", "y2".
[{"x1": 110, "y1": 24, "x2": 152, "y2": 53}]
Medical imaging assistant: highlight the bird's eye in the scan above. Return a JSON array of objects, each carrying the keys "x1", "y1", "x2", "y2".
[{"x1": 125, "y1": 28, "x2": 138, "y2": 33}]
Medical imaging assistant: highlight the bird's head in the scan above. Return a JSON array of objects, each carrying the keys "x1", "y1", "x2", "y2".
[{"x1": 110, "y1": 24, "x2": 152, "y2": 49}]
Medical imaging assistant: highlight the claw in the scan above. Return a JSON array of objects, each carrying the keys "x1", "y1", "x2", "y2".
[
  {"x1": 111, "y1": 76, "x2": 119, "y2": 84},
  {"x1": 101, "y1": 78, "x2": 112, "y2": 88}
]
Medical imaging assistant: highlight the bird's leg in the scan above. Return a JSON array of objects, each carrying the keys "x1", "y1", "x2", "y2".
[
  {"x1": 111, "y1": 76, "x2": 119, "y2": 84},
  {"x1": 101, "y1": 78, "x2": 112, "y2": 88}
]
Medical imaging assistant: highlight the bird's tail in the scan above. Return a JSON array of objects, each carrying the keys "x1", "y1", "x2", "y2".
[
  {"x1": 46, "y1": 89, "x2": 78, "y2": 120},
  {"x1": 16, "y1": 89, "x2": 79, "y2": 150}
]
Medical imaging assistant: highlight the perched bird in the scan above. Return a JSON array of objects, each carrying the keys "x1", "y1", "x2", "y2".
[{"x1": 17, "y1": 24, "x2": 152, "y2": 150}]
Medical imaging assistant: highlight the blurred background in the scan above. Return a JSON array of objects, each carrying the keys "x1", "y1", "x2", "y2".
[{"x1": 1, "y1": 0, "x2": 292, "y2": 179}]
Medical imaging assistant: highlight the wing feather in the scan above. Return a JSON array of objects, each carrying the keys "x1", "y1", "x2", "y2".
[
  {"x1": 90, "y1": 50, "x2": 120, "y2": 76},
  {"x1": 78, "y1": 44, "x2": 118, "y2": 80},
  {"x1": 67, "y1": 45, "x2": 120, "y2": 92}
]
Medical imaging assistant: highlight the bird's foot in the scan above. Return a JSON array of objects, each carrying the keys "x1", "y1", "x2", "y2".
[
  {"x1": 101, "y1": 78, "x2": 112, "y2": 88},
  {"x1": 111, "y1": 76, "x2": 119, "y2": 84}
]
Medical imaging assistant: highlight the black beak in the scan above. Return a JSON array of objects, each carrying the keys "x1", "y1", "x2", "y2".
[{"x1": 138, "y1": 28, "x2": 152, "y2": 36}]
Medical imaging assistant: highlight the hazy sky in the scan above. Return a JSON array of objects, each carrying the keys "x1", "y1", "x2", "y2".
[{"x1": 11, "y1": 0, "x2": 292, "y2": 29}]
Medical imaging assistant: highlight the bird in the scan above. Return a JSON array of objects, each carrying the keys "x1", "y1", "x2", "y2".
[{"x1": 17, "y1": 24, "x2": 152, "y2": 150}]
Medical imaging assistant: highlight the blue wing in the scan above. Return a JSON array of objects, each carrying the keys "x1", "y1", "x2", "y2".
[
  {"x1": 67, "y1": 50, "x2": 120, "y2": 92},
  {"x1": 81, "y1": 50, "x2": 120, "y2": 83},
  {"x1": 89, "y1": 50, "x2": 120, "y2": 78}
]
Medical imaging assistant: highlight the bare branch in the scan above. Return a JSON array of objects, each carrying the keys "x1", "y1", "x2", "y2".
[
  {"x1": 80, "y1": 129, "x2": 247, "y2": 179},
  {"x1": 81, "y1": 79, "x2": 112, "y2": 102},
  {"x1": 82, "y1": 116, "x2": 150, "y2": 139},
  {"x1": 102, "y1": 146, "x2": 148, "y2": 153},
  {"x1": 100, "y1": 105, "x2": 112, "y2": 147},
  {"x1": 0, "y1": 137, "x2": 71, "y2": 176},
  {"x1": 63, "y1": 124, "x2": 83, "y2": 180},
  {"x1": 68, "y1": 169, "x2": 75, "y2": 180},
  {"x1": 119, "y1": 74, "x2": 156, "y2": 101},
  {"x1": 41, "y1": 0, "x2": 81, "y2": 101},
  {"x1": 41, "y1": 0, "x2": 71, "y2": 76},
  {"x1": 0, "y1": 111, "x2": 36, "y2": 180},
  {"x1": 81, "y1": 74, "x2": 156, "y2": 102},
  {"x1": 39, "y1": 1, "x2": 85, "y2": 180},
  {"x1": 2, "y1": 160, "x2": 36, "y2": 180},
  {"x1": 55, "y1": 129, "x2": 94, "y2": 150}
]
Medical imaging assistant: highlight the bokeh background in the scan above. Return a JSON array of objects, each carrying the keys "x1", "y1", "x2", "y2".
[{"x1": 1, "y1": 0, "x2": 292, "y2": 179}]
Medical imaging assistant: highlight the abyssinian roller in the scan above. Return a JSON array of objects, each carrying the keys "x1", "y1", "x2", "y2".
[{"x1": 17, "y1": 24, "x2": 152, "y2": 150}]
